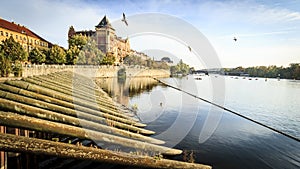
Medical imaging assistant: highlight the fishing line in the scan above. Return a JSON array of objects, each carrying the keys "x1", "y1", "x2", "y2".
[{"x1": 153, "y1": 77, "x2": 300, "y2": 142}]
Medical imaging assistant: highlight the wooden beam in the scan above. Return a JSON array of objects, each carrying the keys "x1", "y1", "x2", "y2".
[
  {"x1": 0, "y1": 112, "x2": 180, "y2": 155},
  {"x1": 4, "y1": 80, "x2": 145, "y2": 127},
  {"x1": 0, "y1": 83, "x2": 153, "y2": 135},
  {"x1": 0, "y1": 133, "x2": 211, "y2": 169},
  {"x1": 0, "y1": 99, "x2": 159, "y2": 143}
]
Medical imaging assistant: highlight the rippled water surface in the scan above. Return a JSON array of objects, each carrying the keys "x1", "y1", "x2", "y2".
[{"x1": 97, "y1": 75, "x2": 300, "y2": 169}]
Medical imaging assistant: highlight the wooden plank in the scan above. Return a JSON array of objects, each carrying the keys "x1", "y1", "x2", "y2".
[
  {"x1": 4, "y1": 80, "x2": 145, "y2": 127},
  {"x1": 0, "y1": 133, "x2": 211, "y2": 169},
  {"x1": 0, "y1": 99, "x2": 160, "y2": 143},
  {"x1": 0, "y1": 112, "x2": 180, "y2": 155},
  {"x1": 0, "y1": 83, "x2": 153, "y2": 135}
]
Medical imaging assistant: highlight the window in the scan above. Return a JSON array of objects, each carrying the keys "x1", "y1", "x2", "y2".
[
  {"x1": 23, "y1": 37, "x2": 26, "y2": 41},
  {"x1": 16, "y1": 35, "x2": 18, "y2": 39},
  {"x1": 6, "y1": 32, "x2": 8, "y2": 37},
  {"x1": 0, "y1": 31, "x2": 3, "y2": 36},
  {"x1": 10, "y1": 33, "x2": 13, "y2": 37}
]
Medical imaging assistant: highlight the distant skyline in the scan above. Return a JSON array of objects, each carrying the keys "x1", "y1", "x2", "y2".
[{"x1": 0, "y1": 0, "x2": 299, "y2": 68}]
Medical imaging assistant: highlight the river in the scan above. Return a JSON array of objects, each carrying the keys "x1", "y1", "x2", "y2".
[{"x1": 96, "y1": 75, "x2": 300, "y2": 169}]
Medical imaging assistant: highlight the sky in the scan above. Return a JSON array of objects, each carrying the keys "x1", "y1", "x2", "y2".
[{"x1": 1, "y1": 0, "x2": 300, "y2": 68}]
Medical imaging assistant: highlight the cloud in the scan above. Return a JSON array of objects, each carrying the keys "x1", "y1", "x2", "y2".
[
  {"x1": 191, "y1": 0, "x2": 300, "y2": 25},
  {"x1": 217, "y1": 30, "x2": 297, "y2": 39},
  {"x1": 1, "y1": 0, "x2": 299, "y2": 67}
]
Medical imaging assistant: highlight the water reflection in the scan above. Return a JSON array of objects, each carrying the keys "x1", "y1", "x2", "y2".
[
  {"x1": 95, "y1": 77, "x2": 160, "y2": 106},
  {"x1": 95, "y1": 76, "x2": 300, "y2": 169}
]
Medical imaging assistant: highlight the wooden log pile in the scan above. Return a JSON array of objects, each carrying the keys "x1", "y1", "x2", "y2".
[{"x1": 0, "y1": 71, "x2": 212, "y2": 169}]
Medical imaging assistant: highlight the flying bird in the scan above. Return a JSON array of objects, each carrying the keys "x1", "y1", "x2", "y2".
[
  {"x1": 233, "y1": 37, "x2": 237, "y2": 41},
  {"x1": 122, "y1": 13, "x2": 128, "y2": 26},
  {"x1": 188, "y1": 46, "x2": 192, "y2": 52}
]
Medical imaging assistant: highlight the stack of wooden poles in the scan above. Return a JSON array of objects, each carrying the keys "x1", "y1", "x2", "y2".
[{"x1": 0, "y1": 71, "x2": 211, "y2": 169}]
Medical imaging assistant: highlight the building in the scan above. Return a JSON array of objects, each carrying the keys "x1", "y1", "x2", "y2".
[
  {"x1": 0, "y1": 17, "x2": 52, "y2": 52},
  {"x1": 161, "y1": 57, "x2": 173, "y2": 64},
  {"x1": 68, "y1": 15, "x2": 131, "y2": 65},
  {"x1": 130, "y1": 50, "x2": 150, "y2": 61}
]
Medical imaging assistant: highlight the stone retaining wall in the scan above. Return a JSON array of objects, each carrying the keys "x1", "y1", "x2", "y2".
[{"x1": 21, "y1": 65, "x2": 170, "y2": 78}]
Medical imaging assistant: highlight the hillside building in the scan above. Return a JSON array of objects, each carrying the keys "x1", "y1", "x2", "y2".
[
  {"x1": 68, "y1": 16, "x2": 131, "y2": 65},
  {"x1": 0, "y1": 17, "x2": 52, "y2": 52}
]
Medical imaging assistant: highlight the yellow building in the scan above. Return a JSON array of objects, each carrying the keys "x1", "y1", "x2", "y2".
[{"x1": 0, "y1": 17, "x2": 52, "y2": 52}]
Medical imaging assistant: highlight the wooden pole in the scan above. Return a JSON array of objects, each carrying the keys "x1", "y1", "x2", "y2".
[
  {"x1": 4, "y1": 80, "x2": 144, "y2": 127},
  {"x1": 0, "y1": 133, "x2": 211, "y2": 169},
  {"x1": 0, "y1": 99, "x2": 159, "y2": 143},
  {"x1": 0, "y1": 112, "x2": 181, "y2": 155},
  {"x1": 3, "y1": 80, "x2": 145, "y2": 127},
  {"x1": 29, "y1": 76, "x2": 121, "y2": 111},
  {"x1": 0, "y1": 84, "x2": 153, "y2": 135}
]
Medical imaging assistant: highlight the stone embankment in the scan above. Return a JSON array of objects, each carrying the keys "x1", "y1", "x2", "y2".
[{"x1": 21, "y1": 65, "x2": 170, "y2": 78}]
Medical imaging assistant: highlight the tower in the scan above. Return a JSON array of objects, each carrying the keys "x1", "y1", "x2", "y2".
[{"x1": 95, "y1": 15, "x2": 116, "y2": 54}]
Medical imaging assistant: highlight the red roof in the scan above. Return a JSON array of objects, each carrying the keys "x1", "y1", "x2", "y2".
[{"x1": 0, "y1": 18, "x2": 51, "y2": 44}]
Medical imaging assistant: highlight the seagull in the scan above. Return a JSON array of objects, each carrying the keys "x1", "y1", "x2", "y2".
[
  {"x1": 122, "y1": 13, "x2": 128, "y2": 26},
  {"x1": 233, "y1": 37, "x2": 237, "y2": 41},
  {"x1": 188, "y1": 46, "x2": 192, "y2": 52}
]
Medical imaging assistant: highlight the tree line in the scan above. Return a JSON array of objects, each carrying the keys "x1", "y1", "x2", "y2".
[
  {"x1": 0, "y1": 34, "x2": 191, "y2": 77},
  {"x1": 170, "y1": 59, "x2": 190, "y2": 76},
  {"x1": 224, "y1": 64, "x2": 300, "y2": 80},
  {"x1": 123, "y1": 55, "x2": 169, "y2": 69},
  {"x1": 0, "y1": 35, "x2": 115, "y2": 77}
]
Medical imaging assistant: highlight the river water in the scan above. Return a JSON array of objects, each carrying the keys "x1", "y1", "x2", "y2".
[{"x1": 96, "y1": 75, "x2": 300, "y2": 169}]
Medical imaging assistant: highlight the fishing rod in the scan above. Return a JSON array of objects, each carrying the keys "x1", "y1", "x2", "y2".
[{"x1": 152, "y1": 77, "x2": 300, "y2": 143}]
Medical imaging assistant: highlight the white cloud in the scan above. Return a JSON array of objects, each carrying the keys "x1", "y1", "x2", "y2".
[
  {"x1": 217, "y1": 30, "x2": 296, "y2": 39},
  {"x1": 211, "y1": 41, "x2": 300, "y2": 68},
  {"x1": 193, "y1": 0, "x2": 300, "y2": 25}
]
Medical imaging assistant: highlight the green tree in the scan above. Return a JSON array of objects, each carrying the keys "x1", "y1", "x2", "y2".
[
  {"x1": 0, "y1": 36, "x2": 27, "y2": 77},
  {"x1": 48, "y1": 45, "x2": 66, "y2": 64},
  {"x1": 123, "y1": 55, "x2": 142, "y2": 66},
  {"x1": 66, "y1": 45, "x2": 80, "y2": 65},
  {"x1": 170, "y1": 65, "x2": 177, "y2": 75},
  {"x1": 290, "y1": 63, "x2": 300, "y2": 79},
  {"x1": 1, "y1": 36, "x2": 27, "y2": 62},
  {"x1": 176, "y1": 59, "x2": 190, "y2": 75},
  {"x1": 101, "y1": 53, "x2": 116, "y2": 65},
  {"x1": 0, "y1": 49, "x2": 12, "y2": 77},
  {"x1": 77, "y1": 39, "x2": 104, "y2": 65},
  {"x1": 170, "y1": 59, "x2": 190, "y2": 76},
  {"x1": 68, "y1": 34, "x2": 88, "y2": 50},
  {"x1": 29, "y1": 47, "x2": 46, "y2": 64},
  {"x1": 226, "y1": 63, "x2": 300, "y2": 79}
]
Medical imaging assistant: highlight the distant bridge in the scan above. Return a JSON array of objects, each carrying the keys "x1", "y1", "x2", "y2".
[{"x1": 192, "y1": 70, "x2": 209, "y2": 75}]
